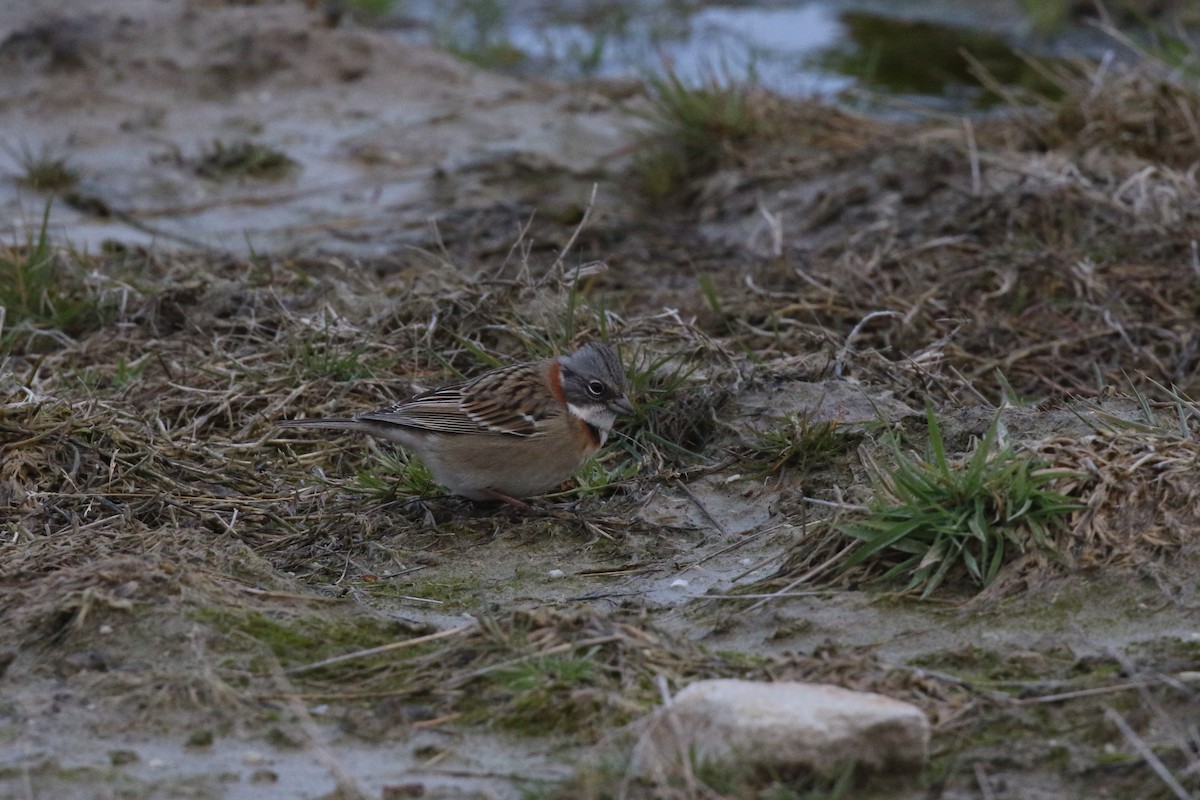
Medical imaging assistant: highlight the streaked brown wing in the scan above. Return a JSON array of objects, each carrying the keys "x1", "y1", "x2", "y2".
[
  {"x1": 354, "y1": 361, "x2": 560, "y2": 437},
  {"x1": 460, "y1": 361, "x2": 562, "y2": 436},
  {"x1": 355, "y1": 383, "x2": 484, "y2": 435}
]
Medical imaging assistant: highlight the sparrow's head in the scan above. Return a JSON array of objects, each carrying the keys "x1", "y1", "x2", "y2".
[{"x1": 558, "y1": 342, "x2": 634, "y2": 431}]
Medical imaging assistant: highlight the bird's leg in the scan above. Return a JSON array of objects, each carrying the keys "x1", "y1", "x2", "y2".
[{"x1": 480, "y1": 488, "x2": 534, "y2": 513}]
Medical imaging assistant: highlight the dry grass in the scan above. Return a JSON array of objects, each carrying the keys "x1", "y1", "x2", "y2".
[
  {"x1": 0, "y1": 232, "x2": 728, "y2": 632},
  {"x1": 1038, "y1": 418, "x2": 1200, "y2": 568},
  {"x1": 6, "y1": 37, "x2": 1200, "y2": 799},
  {"x1": 280, "y1": 607, "x2": 974, "y2": 745},
  {"x1": 747, "y1": 395, "x2": 1200, "y2": 603},
  {"x1": 692, "y1": 51, "x2": 1200, "y2": 407},
  {"x1": 990, "y1": 41, "x2": 1200, "y2": 168}
]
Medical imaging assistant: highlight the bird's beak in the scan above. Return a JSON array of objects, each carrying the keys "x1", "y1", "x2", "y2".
[{"x1": 611, "y1": 395, "x2": 635, "y2": 415}]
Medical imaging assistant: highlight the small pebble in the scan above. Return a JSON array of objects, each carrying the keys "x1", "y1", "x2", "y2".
[
  {"x1": 670, "y1": 578, "x2": 689, "y2": 588},
  {"x1": 99, "y1": 625, "x2": 114, "y2": 635},
  {"x1": 109, "y1": 749, "x2": 138, "y2": 766},
  {"x1": 547, "y1": 569, "x2": 565, "y2": 580},
  {"x1": 243, "y1": 751, "x2": 267, "y2": 766},
  {"x1": 185, "y1": 729, "x2": 214, "y2": 748},
  {"x1": 250, "y1": 769, "x2": 278, "y2": 784},
  {"x1": 63, "y1": 650, "x2": 109, "y2": 673}
]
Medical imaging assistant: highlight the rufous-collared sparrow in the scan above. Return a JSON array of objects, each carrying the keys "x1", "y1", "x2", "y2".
[{"x1": 283, "y1": 342, "x2": 634, "y2": 506}]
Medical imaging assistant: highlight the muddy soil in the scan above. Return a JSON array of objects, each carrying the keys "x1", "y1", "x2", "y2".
[{"x1": 3, "y1": 2, "x2": 1200, "y2": 800}]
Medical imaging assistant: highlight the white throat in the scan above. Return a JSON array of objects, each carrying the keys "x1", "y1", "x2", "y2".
[{"x1": 568, "y1": 403, "x2": 616, "y2": 444}]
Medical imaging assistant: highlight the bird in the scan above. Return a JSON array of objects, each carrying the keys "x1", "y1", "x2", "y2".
[{"x1": 282, "y1": 342, "x2": 634, "y2": 506}]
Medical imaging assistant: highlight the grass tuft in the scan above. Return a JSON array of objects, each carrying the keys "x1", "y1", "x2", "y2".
[
  {"x1": 0, "y1": 202, "x2": 58, "y2": 325},
  {"x1": 486, "y1": 654, "x2": 603, "y2": 734},
  {"x1": 0, "y1": 201, "x2": 105, "y2": 351},
  {"x1": 839, "y1": 406, "x2": 1080, "y2": 597},
  {"x1": 10, "y1": 141, "x2": 80, "y2": 193},
  {"x1": 435, "y1": 0, "x2": 526, "y2": 71},
  {"x1": 349, "y1": 448, "x2": 441, "y2": 503},
  {"x1": 550, "y1": 451, "x2": 642, "y2": 502},
  {"x1": 195, "y1": 140, "x2": 298, "y2": 181},
  {"x1": 288, "y1": 324, "x2": 376, "y2": 382},
  {"x1": 633, "y1": 66, "x2": 771, "y2": 200},
  {"x1": 618, "y1": 345, "x2": 728, "y2": 465},
  {"x1": 744, "y1": 411, "x2": 861, "y2": 480}
]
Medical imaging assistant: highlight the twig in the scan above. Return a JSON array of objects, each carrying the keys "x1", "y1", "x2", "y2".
[
  {"x1": 108, "y1": 205, "x2": 223, "y2": 252},
  {"x1": 548, "y1": 182, "x2": 598, "y2": 280},
  {"x1": 495, "y1": 210, "x2": 538, "y2": 279},
  {"x1": 412, "y1": 712, "x2": 462, "y2": 729},
  {"x1": 963, "y1": 117, "x2": 981, "y2": 196},
  {"x1": 743, "y1": 541, "x2": 857, "y2": 614},
  {"x1": 974, "y1": 762, "x2": 998, "y2": 800},
  {"x1": 444, "y1": 634, "x2": 621, "y2": 688},
  {"x1": 802, "y1": 495, "x2": 869, "y2": 512},
  {"x1": 756, "y1": 203, "x2": 784, "y2": 257},
  {"x1": 204, "y1": 578, "x2": 346, "y2": 603},
  {"x1": 286, "y1": 625, "x2": 473, "y2": 674},
  {"x1": 1105, "y1": 707, "x2": 1194, "y2": 800},
  {"x1": 1015, "y1": 681, "x2": 1148, "y2": 706},
  {"x1": 675, "y1": 480, "x2": 729, "y2": 537},
  {"x1": 268, "y1": 658, "x2": 370, "y2": 800},
  {"x1": 620, "y1": 677, "x2": 703, "y2": 800},
  {"x1": 681, "y1": 521, "x2": 787, "y2": 572},
  {"x1": 699, "y1": 591, "x2": 836, "y2": 600},
  {"x1": 834, "y1": 310, "x2": 903, "y2": 377}
]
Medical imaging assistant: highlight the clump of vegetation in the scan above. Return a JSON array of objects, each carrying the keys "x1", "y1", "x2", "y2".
[
  {"x1": 0, "y1": 202, "x2": 104, "y2": 351},
  {"x1": 74, "y1": 354, "x2": 152, "y2": 395},
  {"x1": 973, "y1": 20, "x2": 1200, "y2": 167},
  {"x1": 288, "y1": 324, "x2": 376, "y2": 382},
  {"x1": 10, "y1": 142, "x2": 80, "y2": 193},
  {"x1": 282, "y1": 611, "x2": 670, "y2": 740},
  {"x1": 633, "y1": 67, "x2": 773, "y2": 199},
  {"x1": 485, "y1": 653, "x2": 604, "y2": 734},
  {"x1": 1039, "y1": 61, "x2": 1200, "y2": 166},
  {"x1": 618, "y1": 345, "x2": 729, "y2": 465},
  {"x1": 194, "y1": 139, "x2": 298, "y2": 181},
  {"x1": 562, "y1": 454, "x2": 642, "y2": 500},
  {"x1": 745, "y1": 411, "x2": 861, "y2": 480},
  {"x1": 435, "y1": 0, "x2": 526, "y2": 71},
  {"x1": 349, "y1": 448, "x2": 441, "y2": 502},
  {"x1": 839, "y1": 407, "x2": 1080, "y2": 597},
  {"x1": 197, "y1": 607, "x2": 409, "y2": 672},
  {"x1": 0, "y1": 205, "x2": 58, "y2": 328}
]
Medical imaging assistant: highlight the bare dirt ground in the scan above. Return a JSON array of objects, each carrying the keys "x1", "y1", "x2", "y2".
[{"x1": 3, "y1": 2, "x2": 1200, "y2": 799}]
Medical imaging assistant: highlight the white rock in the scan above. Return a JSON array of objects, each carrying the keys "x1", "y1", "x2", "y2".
[
  {"x1": 669, "y1": 578, "x2": 689, "y2": 588},
  {"x1": 547, "y1": 569, "x2": 565, "y2": 580},
  {"x1": 632, "y1": 679, "x2": 928, "y2": 780}
]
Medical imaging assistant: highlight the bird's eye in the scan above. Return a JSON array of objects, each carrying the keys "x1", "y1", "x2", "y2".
[{"x1": 586, "y1": 380, "x2": 606, "y2": 397}]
